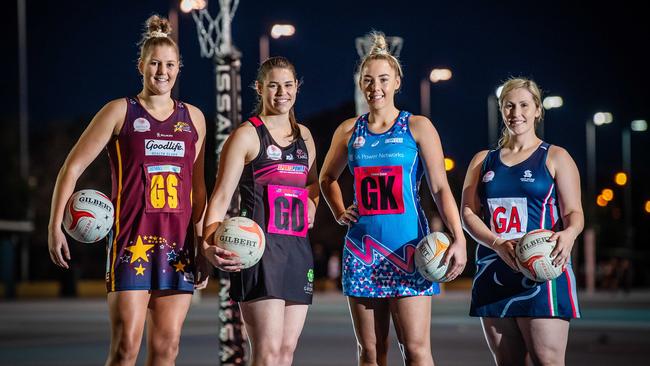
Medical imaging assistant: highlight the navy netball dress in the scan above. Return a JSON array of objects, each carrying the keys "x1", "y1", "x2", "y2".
[{"x1": 470, "y1": 142, "x2": 580, "y2": 318}]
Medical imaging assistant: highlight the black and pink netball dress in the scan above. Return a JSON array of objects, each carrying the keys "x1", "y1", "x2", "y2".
[{"x1": 231, "y1": 116, "x2": 314, "y2": 304}]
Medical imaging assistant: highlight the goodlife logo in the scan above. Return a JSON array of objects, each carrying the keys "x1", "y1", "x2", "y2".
[{"x1": 144, "y1": 139, "x2": 185, "y2": 157}]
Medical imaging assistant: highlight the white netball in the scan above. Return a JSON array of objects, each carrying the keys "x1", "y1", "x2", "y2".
[
  {"x1": 63, "y1": 189, "x2": 114, "y2": 243},
  {"x1": 214, "y1": 217, "x2": 266, "y2": 269},
  {"x1": 414, "y1": 232, "x2": 452, "y2": 282},
  {"x1": 515, "y1": 229, "x2": 563, "y2": 282}
]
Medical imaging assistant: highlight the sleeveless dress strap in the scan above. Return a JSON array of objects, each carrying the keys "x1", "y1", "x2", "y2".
[{"x1": 248, "y1": 116, "x2": 264, "y2": 127}]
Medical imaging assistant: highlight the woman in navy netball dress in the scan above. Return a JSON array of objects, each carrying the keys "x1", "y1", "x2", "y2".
[
  {"x1": 201, "y1": 56, "x2": 319, "y2": 366},
  {"x1": 48, "y1": 15, "x2": 208, "y2": 365},
  {"x1": 461, "y1": 78, "x2": 583, "y2": 366},
  {"x1": 319, "y1": 31, "x2": 466, "y2": 366}
]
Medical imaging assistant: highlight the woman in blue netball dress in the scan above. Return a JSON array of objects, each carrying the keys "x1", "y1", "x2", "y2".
[
  {"x1": 201, "y1": 56, "x2": 319, "y2": 366},
  {"x1": 461, "y1": 78, "x2": 583, "y2": 365},
  {"x1": 320, "y1": 32, "x2": 466, "y2": 366},
  {"x1": 48, "y1": 15, "x2": 208, "y2": 365}
]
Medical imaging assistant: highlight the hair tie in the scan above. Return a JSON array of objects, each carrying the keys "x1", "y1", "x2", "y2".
[{"x1": 149, "y1": 30, "x2": 168, "y2": 38}]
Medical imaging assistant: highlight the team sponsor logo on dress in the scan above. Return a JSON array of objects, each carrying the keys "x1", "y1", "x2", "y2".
[
  {"x1": 483, "y1": 170, "x2": 495, "y2": 182},
  {"x1": 384, "y1": 137, "x2": 403, "y2": 144},
  {"x1": 144, "y1": 139, "x2": 185, "y2": 157},
  {"x1": 520, "y1": 170, "x2": 535, "y2": 183},
  {"x1": 352, "y1": 136, "x2": 366, "y2": 149},
  {"x1": 266, "y1": 145, "x2": 282, "y2": 160},
  {"x1": 304, "y1": 269, "x2": 314, "y2": 294},
  {"x1": 296, "y1": 149, "x2": 308, "y2": 160},
  {"x1": 277, "y1": 164, "x2": 307, "y2": 173},
  {"x1": 353, "y1": 152, "x2": 405, "y2": 161},
  {"x1": 156, "y1": 132, "x2": 173, "y2": 138},
  {"x1": 285, "y1": 153, "x2": 294, "y2": 161},
  {"x1": 371, "y1": 140, "x2": 380, "y2": 147},
  {"x1": 146, "y1": 165, "x2": 181, "y2": 174},
  {"x1": 173, "y1": 121, "x2": 192, "y2": 133},
  {"x1": 133, "y1": 118, "x2": 150, "y2": 132}
]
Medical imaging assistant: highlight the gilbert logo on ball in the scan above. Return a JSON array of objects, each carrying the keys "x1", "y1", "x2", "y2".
[
  {"x1": 63, "y1": 189, "x2": 114, "y2": 243},
  {"x1": 414, "y1": 232, "x2": 452, "y2": 282},
  {"x1": 515, "y1": 229, "x2": 563, "y2": 282},
  {"x1": 214, "y1": 217, "x2": 266, "y2": 269}
]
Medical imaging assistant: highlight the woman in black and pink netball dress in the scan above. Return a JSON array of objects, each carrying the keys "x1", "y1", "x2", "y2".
[
  {"x1": 202, "y1": 56, "x2": 319, "y2": 366},
  {"x1": 48, "y1": 15, "x2": 208, "y2": 365}
]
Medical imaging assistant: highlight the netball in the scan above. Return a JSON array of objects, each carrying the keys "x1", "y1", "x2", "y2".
[
  {"x1": 214, "y1": 217, "x2": 266, "y2": 269},
  {"x1": 515, "y1": 229, "x2": 563, "y2": 282},
  {"x1": 414, "y1": 231, "x2": 452, "y2": 282},
  {"x1": 62, "y1": 189, "x2": 114, "y2": 243}
]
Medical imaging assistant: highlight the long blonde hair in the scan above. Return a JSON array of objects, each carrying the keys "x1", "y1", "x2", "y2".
[{"x1": 497, "y1": 77, "x2": 544, "y2": 148}]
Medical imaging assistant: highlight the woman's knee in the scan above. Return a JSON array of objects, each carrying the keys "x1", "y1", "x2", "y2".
[
  {"x1": 255, "y1": 347, "x2": 282, "y2": 365},
  {"x1": 357, "y1": 339, "x2": 388, "y2": 363},
  {"x1": 149, "y1": 331, "x2": 182, "y2": 360},
  {"x1": 491, "y1": 348, "x2": 527, "y2": 366},
  {"x1": 279, "y1": 341, "x2": 298, "y2": 362},
  {"x1": 400, "y1": 339, "x2": 432, "y2": 363},
  {"x1": 529, "y1": 345, "x2": 564, "y2": 366},
  {"x1": 109, "y1": 333, "x2": 142, "y2": 363}
]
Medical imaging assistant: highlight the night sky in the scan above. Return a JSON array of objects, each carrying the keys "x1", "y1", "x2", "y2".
[{"x1": 3, "y1": 0, "x2": 650, "y2": 214}]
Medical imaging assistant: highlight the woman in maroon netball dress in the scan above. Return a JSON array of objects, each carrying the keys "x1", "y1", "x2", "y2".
[
  {"x1": 47, "y1": 15, "x2": 208, "y2": 366},
  {"x1": 202, "y1": 56, "x2": 319, "y2": 366}
]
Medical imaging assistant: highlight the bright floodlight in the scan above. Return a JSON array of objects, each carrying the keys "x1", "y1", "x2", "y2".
[
  {"x1": 631, "y1": 119, "x2": 648, "y2": 132},
  {"x1": 271, "y1": 24, "x2": 296, "y2": 39},
  {"x1": 429, "y1": 68, "x2": 452, "y2": 83},
  {"x1": 180, "y1": 0, "x2": 207, "y2": 13},
  {"x1": 543, "y1": 96, "x2": 564, "y2": 110},
  {"x1": 593, "y1": 112, "x2": 613, "y2": 126},
  {"x1": 495, "y1": 86, "x2": 504, "y2": 98}
]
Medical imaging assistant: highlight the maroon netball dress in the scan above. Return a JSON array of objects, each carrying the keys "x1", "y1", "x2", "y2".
[{"x1": 105, "y1": 97, "x2": 197, "y2": 292}]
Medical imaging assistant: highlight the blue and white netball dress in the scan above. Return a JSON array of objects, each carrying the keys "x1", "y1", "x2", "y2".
[
  {"x1": 470, "y1": 142, "x2": 580, "y2": 318},
  {"x1": 343, "y1": 111, "x2": 439, "y2": 297}
]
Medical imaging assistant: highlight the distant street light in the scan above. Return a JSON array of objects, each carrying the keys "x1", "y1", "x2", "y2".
[
  {"x1": 601, "y1": 188, "x2": 614, "y2": 201},
  {"x1": 420, "y1": 68, "x2": 452, "y2": 118},
  {"x1": 631, "y1": 119, "x2": 647, "y2": 132},
  {"x1": 260, "y1": 23, "x2": 295, "y2": 63},
  {"x1": 270, "y1": 24, "x2": 295, "y2": 39},
  {"x1": 180, "y1": 0, "x2": 207, "y2": 13},
  {"x1": 543, "y1": 96, "x2": 564, "y2": 110},
  {"x1": 444, "y1": 157, "x2": 455, "y2": 172},
  {"x1": 645, "y1": 200, "x2": 650, "y2": 214},
  {"x1": 495, "y1": 85, "x2": 504, "y2": 98},
  {"x1": 615, "y1": 172, "x2": 627, "y2": 186},
  {"x1": 584, "y1": 111, "x2": 613, "y2": 294},
  {"x1": 593, "y1": 111, "x2": 613, "y2": 126},
  {"x1": 621, "y1": 119, "x2": 647, "y2": 248},
  {"x1": 429, "y1": 68, "x2": 452, "y2": 83}
]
